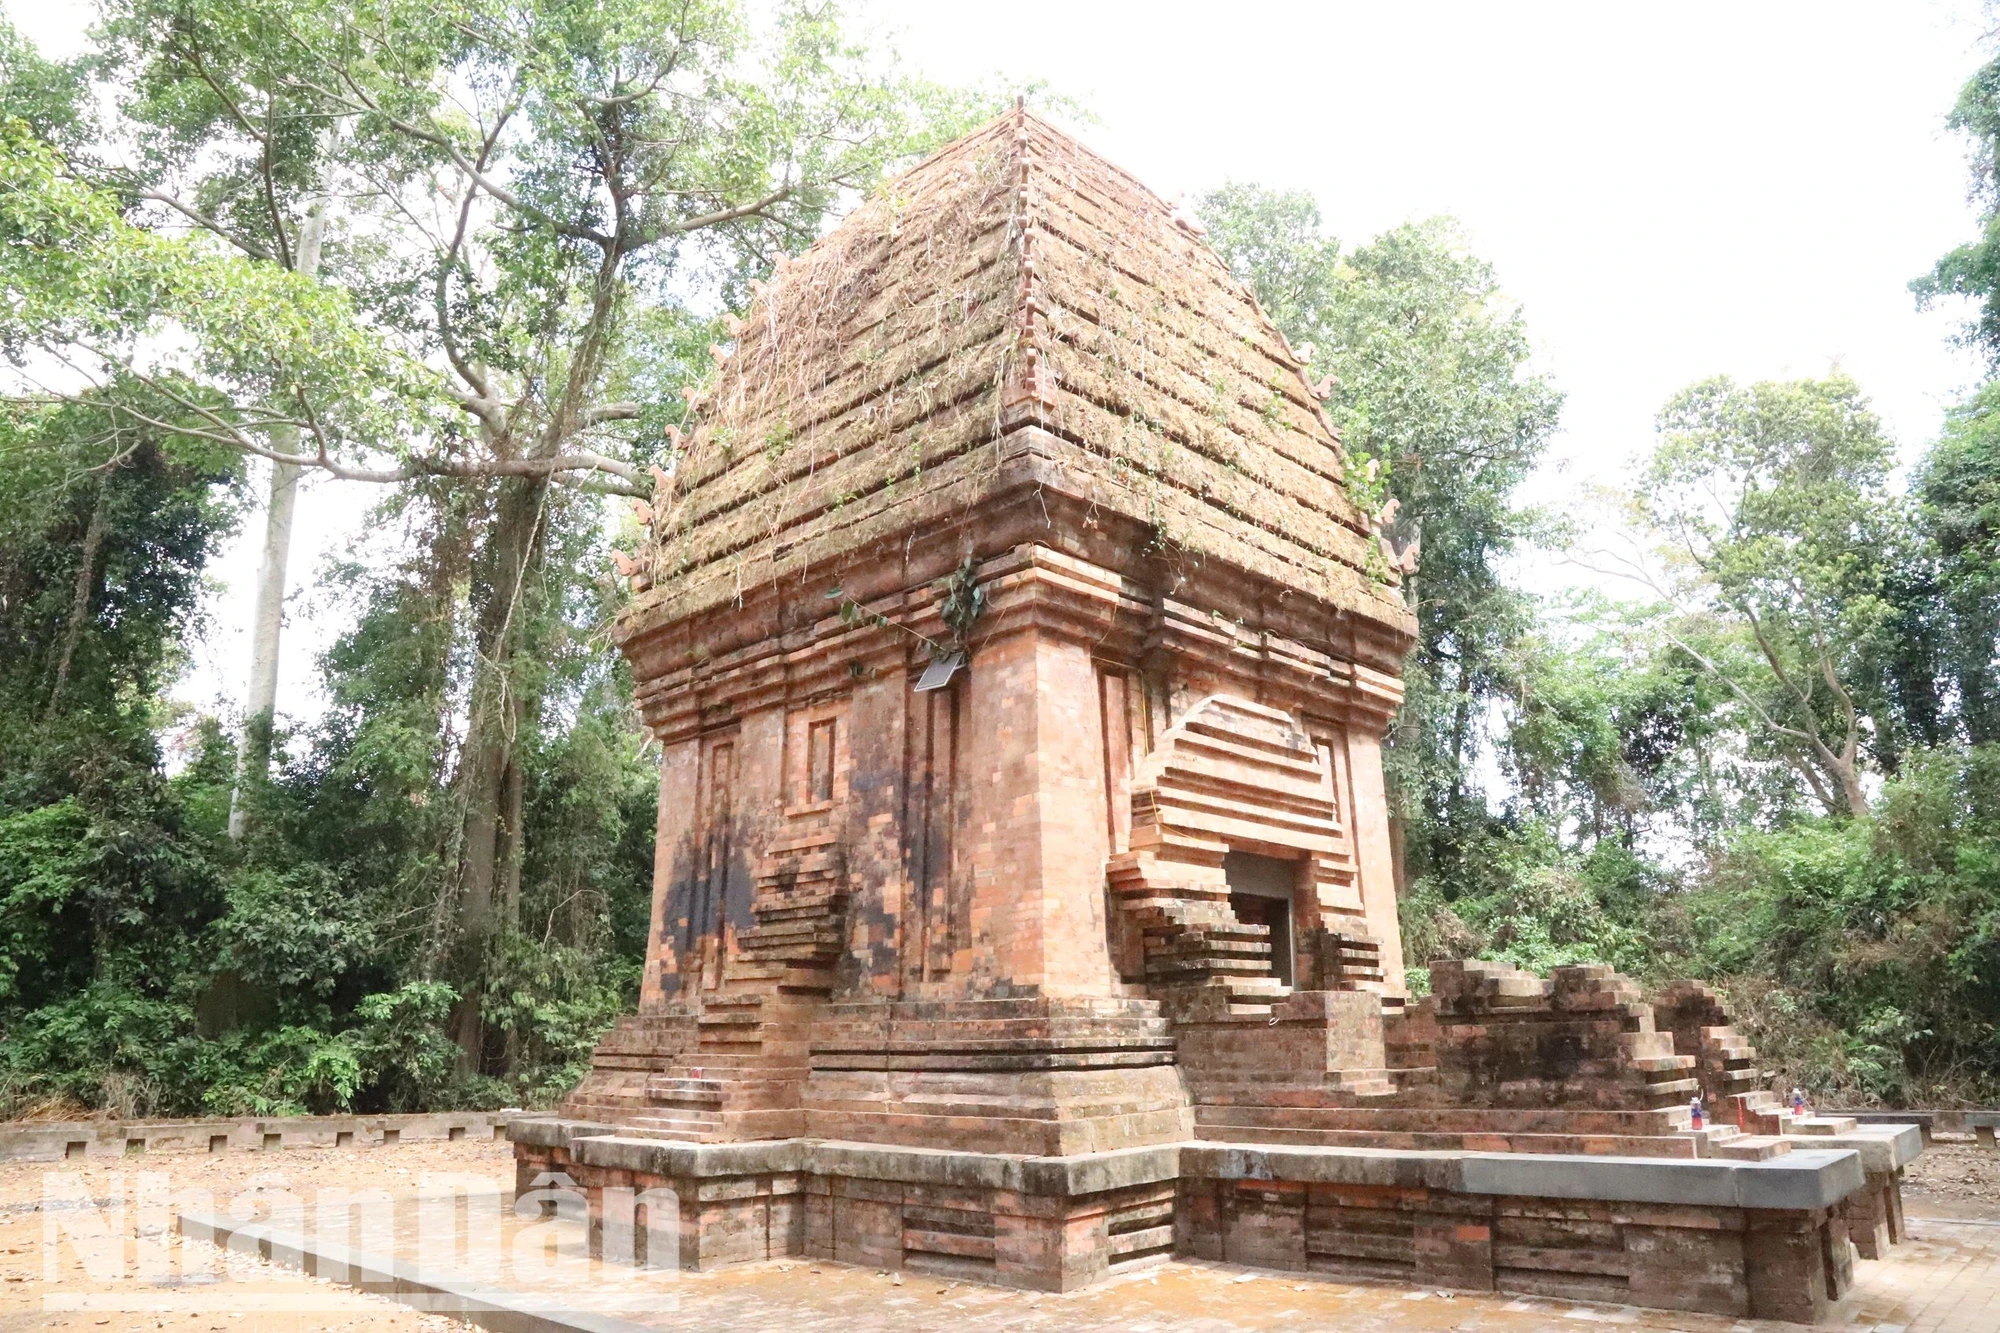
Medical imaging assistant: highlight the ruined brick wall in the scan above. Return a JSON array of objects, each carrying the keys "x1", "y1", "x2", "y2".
[{"x1": 1403, "y1": 961, "x2": 1700, "y2": 1110}]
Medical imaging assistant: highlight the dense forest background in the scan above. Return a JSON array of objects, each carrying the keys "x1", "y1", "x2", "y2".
[{"x1": 1, "y1": 1, "x2": 1996, "y2": 1119}]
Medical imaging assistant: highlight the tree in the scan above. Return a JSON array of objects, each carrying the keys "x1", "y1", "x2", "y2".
[
  {"x1": 1914, "y1": 51, "x2": 2000, "y2": 358},
  {"x1": 1197, "y1": 185, "x2": 1563, "y2": 889},
  {"x1": 1500, "y1": 599, "x2": 1724, "y2": 851},
  {"x1": 0, "y1": 396, "x2": 241, "y2": 1041},
  {"x1": 6, "y1": 0, "x2": 985, "y2": 1063},
  {"x1": 1909, "y1": 385, "x2": 2000, "y2": 747},
  {"x1": 1631, "y1": 374, "x2": 1901, "y2": 818}
]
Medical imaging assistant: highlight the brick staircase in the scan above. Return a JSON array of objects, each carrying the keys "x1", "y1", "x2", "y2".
[
  {"x1": 1385, "y1": 961, "x2": 1704, "y2": 1112},
  {"x1": 629, "y1": 1076, "x2": 725, "y2": 1141},
  {"x1": 1688, "y1": 1121, "x2": 1793, "y2": 1160},
  {"x1": 1729, "y1": 1089, "x2": 1858, "y2": 1139}
]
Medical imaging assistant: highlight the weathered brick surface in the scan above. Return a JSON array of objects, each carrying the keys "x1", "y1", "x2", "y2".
[{"x1": 1170, "y1": 1172, "x2": 1854, "y2": 1320}]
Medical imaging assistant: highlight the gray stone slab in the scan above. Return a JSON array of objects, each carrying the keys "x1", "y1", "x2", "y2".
[
  {"x1": 1180, "y1": 1143, "x2": 1462, "y2": 1192},
  {"x1": 571, "y1": 1135, "x2": 804, "y2": 1179},
  {"x1": 1018, "y1": 1142, "x2": 1182, "y2": 1196},
  {"x1": 1837, "y1": 1110, "x2": 1936, "y2": 1130},
  {"x1": 1815, "y1": 1124, "x2": 1924, "y2": 1172},
  {"x1": 519, "y1": 1125, "x2": 1876, "y2": 1214},
  {"x1": 1829, "y1": 1109, "x2": 2000, "y2": 1131},
  {"x1": 561, "y1": 1134, "x2": 1183, "y2": 1197},
  {"x1": 176, "y1": 1210, "x2": 656, "y2": 1333},
  {"x1": 1458, "y1": 1148, "x2": 1865, "y2": 1211},
  {"x1": 508, "y1": 1118, "x2": 620, "y2": 1152}
]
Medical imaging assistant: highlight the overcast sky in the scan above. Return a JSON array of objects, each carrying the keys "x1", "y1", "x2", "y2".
[{"x1": 7, "y1": 0, "x2": 1996, "y2": 728}]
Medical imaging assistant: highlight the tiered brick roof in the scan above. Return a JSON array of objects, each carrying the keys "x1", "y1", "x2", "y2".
[{"x1": 629, "y1": 105, "x2": 1408, "y2": 635}]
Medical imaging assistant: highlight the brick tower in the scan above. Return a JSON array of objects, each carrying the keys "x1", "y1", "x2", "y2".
[{"x1": 514, "y1": 108, "x2": 1914, "y2": 1314}]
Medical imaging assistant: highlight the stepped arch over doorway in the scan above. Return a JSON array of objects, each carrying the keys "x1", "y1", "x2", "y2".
[{"x1": 1108, "y1": 695, "x2": 1384, "y2": 1004}]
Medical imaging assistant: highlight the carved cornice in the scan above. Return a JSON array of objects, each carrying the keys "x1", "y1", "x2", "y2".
[{"x1": 625, "y1": 490, "x2": 1410, "y2": 747}]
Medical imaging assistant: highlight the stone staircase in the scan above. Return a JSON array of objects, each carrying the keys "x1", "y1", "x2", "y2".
[
  {"x1": 602, "y1": 986, "x2": 821, "y2": 1143},
  {"x1": 1391, "y1": 961, "x2": 1704, "y2": 1112}
]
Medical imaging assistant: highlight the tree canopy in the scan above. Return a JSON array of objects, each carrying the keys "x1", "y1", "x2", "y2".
[{"x1": 0, "y1": 11, "x2": 1997, "y2": 1118}]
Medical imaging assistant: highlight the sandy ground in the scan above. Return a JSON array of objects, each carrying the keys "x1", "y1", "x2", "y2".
[
  {"x1": 0, "y1": 1137, "x2": 512, "y2": 1333},
  {"x1": 6, "y1": 1133, "x2": 2000, "y2": 1333}
]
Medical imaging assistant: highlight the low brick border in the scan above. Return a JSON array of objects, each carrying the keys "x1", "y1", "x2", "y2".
[
  {"x1": 175, "y1": 1210, "x2": 654, "y2": 1333},
  {"x1": 2, "y1": 1111, "x2": 514, "y2": 1163}
]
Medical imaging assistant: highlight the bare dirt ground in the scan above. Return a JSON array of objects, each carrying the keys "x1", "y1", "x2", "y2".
[
  {"x1": 1904, "y1": 1133, "x2": 2000, "y2": 1203},
  {"x1": 0, "y1": 1137, "x2": 512, "y2": 1333},
  {"x1": 6, "y1": 1133, "x2": 2000, "y2": 1333}
]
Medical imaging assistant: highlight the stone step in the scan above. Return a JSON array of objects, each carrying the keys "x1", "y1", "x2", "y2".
[
  {"x1": 1682, "y1": 1123, "x2": 1743, "y2": 1144},
  {"x1": 1224, "y1": 981, "x2": 1290, "y2": 1006},
  {"x1": 1643, "y1": 1078, "x2": 1701, "y2": 1106},
  {"x1": 624, "y1": 1114, "x2": 722, "y2": 1142},
  {"x1": 629, "y1": 1110, "x2": 722, "y2": 1129},
  {"x1": 1782, "y1": 1115, "x2": 1859, "y2": 1136},
  {"x1": 646, "y1": 1076, "x2": 724, "y2": 1105},
  {"x1": 1339, "y1": 1079, "x2": 1397, "y2": 1097},
  {"x1": 1711, "y1": 1134, "x2": 1793, "y2": 1161}
]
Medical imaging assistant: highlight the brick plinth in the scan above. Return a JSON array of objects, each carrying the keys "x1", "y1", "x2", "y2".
[
  {"x1": 1841, "y1": 1165, "x2": 1907, "y2": 1259},
  {"x1": 511, "y1": 1122, "x2": 1888, "y2": 1318},
  {"x1": 513, "y1": 1122, "x2": 1183, "y2": 1292},
  {"x1": 800, "y1": 995, "x2": 1191, "y2": 1155}
]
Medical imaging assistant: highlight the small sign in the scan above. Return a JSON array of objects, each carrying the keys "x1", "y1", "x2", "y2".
[{"x1": 914, "y1": 652, "x2": 964, "y2": 692}]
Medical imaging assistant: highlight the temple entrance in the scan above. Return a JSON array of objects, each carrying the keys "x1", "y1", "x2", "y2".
[{"x1": 1223, "y1": 851, "x2": 1297, "y2": 987}]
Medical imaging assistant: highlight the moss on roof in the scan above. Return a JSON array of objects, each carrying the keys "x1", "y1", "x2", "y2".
[{"x1": 627, "y1": 107, "x2": 1408, "y2": 637}]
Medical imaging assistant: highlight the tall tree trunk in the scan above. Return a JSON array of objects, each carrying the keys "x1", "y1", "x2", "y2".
[
  {"x1": 47, "y1": 480, "x2": 109, "y2": 717},
  {"x1": 229, "y1": 204, "x2": 328, "y2": 838},
  {"x1": 1835, "y1": 758, "x2": 1870, "y2": 819},
  {"x1": 448, "y1": 241, "x2": 620, "y2": 1065},
  {"x1": 451, "y1": 472, "x2": 549, "y2": 1068}
]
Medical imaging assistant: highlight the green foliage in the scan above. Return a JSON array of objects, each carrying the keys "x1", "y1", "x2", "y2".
[
  {"x1": 0, "y1": 0, "x2": 974, "y2": 1114},
  {"x1": 347, "y1": 983, "x2": 467, "y2": 1112},
  {"x1": 1890, "y1": 383, "x2": 2000, "y2": 748},
  {"x1": 0, "y1": 121, "x2": 440, "y2": 464},
  {"x1": 1633, "y1": 374, "x2": 1901, "y2": 817},
  {"x1": 1670, "y1": 747, "x2": 2000, "y2": 1103},
  {"x1": 1197, "y1": 186, "x2": 1563, "y2": 891},
  {"x1": 1501, "y1": 605, "x2": 1724, "y2": 845},
  {"x1": 1914, "y1": 53, "x2": 2000, "y2": 357}
]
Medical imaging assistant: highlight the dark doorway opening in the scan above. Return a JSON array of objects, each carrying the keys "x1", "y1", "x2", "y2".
[{"x1": 1224, "y1": 850, "x2": 1297, "y2": 987}]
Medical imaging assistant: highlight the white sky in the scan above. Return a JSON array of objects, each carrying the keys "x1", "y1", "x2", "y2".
[{"x1": 7, "y1": 0, "x2": 1996, "y2": 733}]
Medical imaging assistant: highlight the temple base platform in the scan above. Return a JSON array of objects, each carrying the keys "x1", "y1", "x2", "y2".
[{"x1": 510, "y1": 1117, "x2": 1920, "y2": 1321}]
